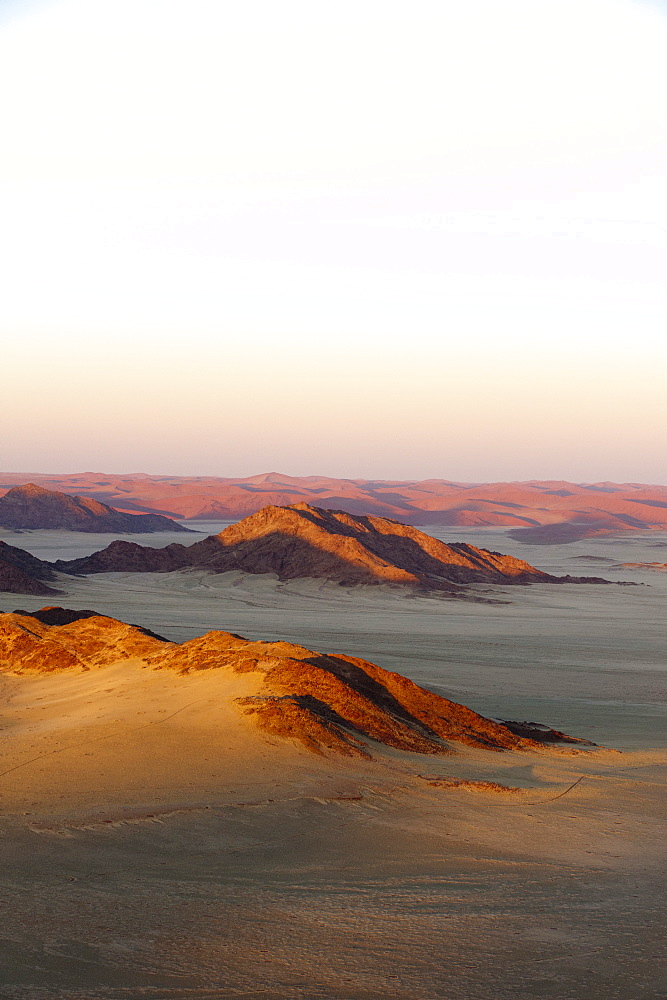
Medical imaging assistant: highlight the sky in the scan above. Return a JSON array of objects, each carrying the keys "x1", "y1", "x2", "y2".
[{"x1": 0, "y1": 0, "x2": 666, "y2": 482}]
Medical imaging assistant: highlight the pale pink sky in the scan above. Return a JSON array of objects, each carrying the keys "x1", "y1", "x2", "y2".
[{"x1": 1, "y1": 0, "x2": 665, "y2": 482}]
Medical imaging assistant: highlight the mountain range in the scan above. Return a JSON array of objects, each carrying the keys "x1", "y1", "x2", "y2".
[{"x1": 2, "y1": 472, "x2": 666, "y2": 541}]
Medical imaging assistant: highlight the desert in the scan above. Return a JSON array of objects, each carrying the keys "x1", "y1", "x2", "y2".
[
  {"x1": 2, "y1": 0, "x2": 666, "y2": 995},
  {"x1": 51, "y1": 502, "x2": 613, "y2": 592},
  {"x1": 0, "y1": 518, "x2": 665, "y2": 998},
  {"x1": 1, "y1": 500, "x2": 616, "y2": 598}
]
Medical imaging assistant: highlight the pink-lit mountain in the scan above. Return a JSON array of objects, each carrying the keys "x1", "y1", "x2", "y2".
[{"x1": 2, "y1": 473, "x2": 666, "y2": 541}]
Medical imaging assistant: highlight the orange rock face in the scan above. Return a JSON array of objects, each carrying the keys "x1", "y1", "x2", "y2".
[
  {"x1": 0, "y1": 607, "x2": 590, "y2": 755},
  {"x1": 0, "y1": 608, "x2": 167, "y2": 673}
]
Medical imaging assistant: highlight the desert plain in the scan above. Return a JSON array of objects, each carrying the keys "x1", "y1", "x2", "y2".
[{"x1": 0, "y1": 522, "x2": 665, "y2": 999}]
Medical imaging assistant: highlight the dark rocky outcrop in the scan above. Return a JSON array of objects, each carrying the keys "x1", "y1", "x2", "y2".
[{"x1": 0, "y1": 541, "x2": 63, "y2": 596}]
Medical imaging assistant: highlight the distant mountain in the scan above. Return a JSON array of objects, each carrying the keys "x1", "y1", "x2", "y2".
[
  {"x1": 2, "y1": 473, "x2": 665, "y2": 541},
  {"x1": 1, "y1": 607, "x2": 590, "y2": 751},
  {"x1": 55, "y1": 502, "x2": 607, "y2": 592},
  {"x1": 0, "y1": 484, "x2": 191, "y2": 533},
  {"x1": 0, "y1": 540, "x2": 63, "y2": 596}
]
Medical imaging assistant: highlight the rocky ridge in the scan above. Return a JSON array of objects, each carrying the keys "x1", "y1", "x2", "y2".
[
  {"x1": 0, "y1": 607, "x2": 592, "y2": 755},
  {"x1": 54, "y1": 502, "x2": 609, "y2": 592}
]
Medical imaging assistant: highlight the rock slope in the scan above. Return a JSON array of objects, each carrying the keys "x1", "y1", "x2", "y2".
[
  {"x1": 0, "y1": 541, "x2": 63, "y2": 596},
  {"x1": 55, "y1": 502, "x2": 607, "y2": 592},
  {"x1": 0, "y1": 484, "x2": 191, "y2": 533},
  {"x1": 0, "y1": 607, "x2": 590, "y2": 755}
]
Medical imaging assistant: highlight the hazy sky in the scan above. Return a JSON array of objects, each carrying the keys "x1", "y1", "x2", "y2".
[{"x1": 1, "y1": 0, "x2": 665, "y2": 482}]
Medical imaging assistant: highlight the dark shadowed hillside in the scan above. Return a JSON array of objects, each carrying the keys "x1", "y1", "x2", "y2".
[{"x1": 0, "y1": 541, "x2": 63, "y2": 596}]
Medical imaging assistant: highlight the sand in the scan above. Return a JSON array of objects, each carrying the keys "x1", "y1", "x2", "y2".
[
  {"x1": 3, "y1": 523, "x2": 665, "y2": 750},
  {"x1": 0, "y1": 525, "x2": 665, "y2": 998}
]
